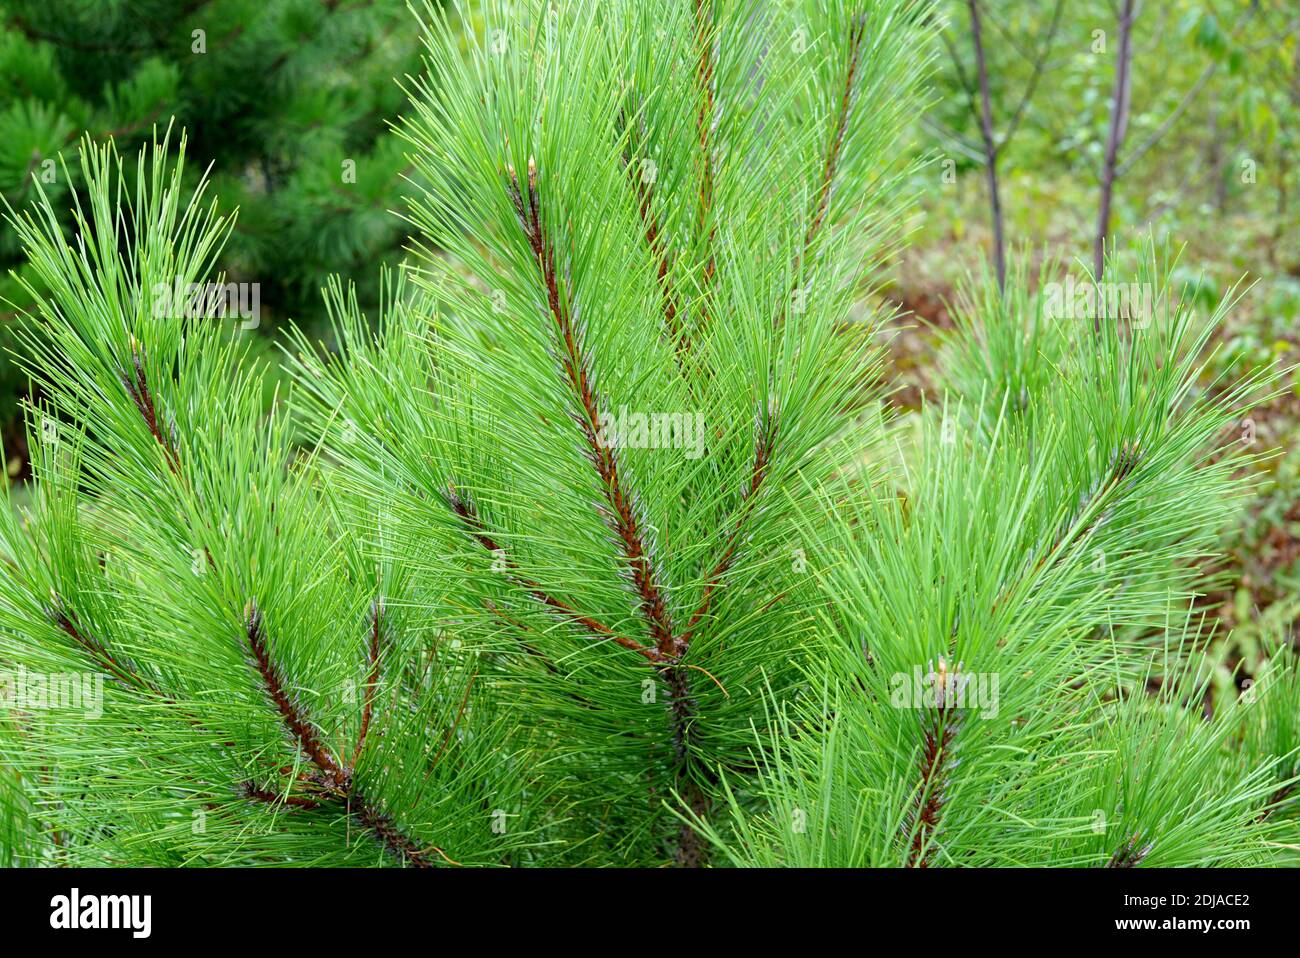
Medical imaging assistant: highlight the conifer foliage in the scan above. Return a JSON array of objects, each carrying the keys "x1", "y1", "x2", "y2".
[
  {"x1": 0, "y1": 135, "x2": 535, "y2": 866},
  {"x1": 287, "y1": 0, "x2": 931, "y2": 866},
  {"x1": 0, "y1": 0, "x2": 424, "y2": 448},
  {"x1": 0, "y1": 0, "x2": 1296, "y2": 869}
]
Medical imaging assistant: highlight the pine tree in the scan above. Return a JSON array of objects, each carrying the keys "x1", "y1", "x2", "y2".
[
  {"x1": 285, "y1": 0, "x2": 932, "y2": 866},
  {"x1": 0, "y1": 0, "x2": 1295, "y2": 869}
]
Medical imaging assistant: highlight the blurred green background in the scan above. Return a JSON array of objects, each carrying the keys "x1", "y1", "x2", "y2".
[{"x1": 0, "y1": 0, "x2": 1296, "y2": 690}]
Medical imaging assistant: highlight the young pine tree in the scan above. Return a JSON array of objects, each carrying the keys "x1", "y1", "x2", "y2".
[
  {"x1": 1, "y1": 1, "x2": 1294, "y2": 869},
  {"x1": 695, "y1": 253, "x2": 1300, "y2": 865}
]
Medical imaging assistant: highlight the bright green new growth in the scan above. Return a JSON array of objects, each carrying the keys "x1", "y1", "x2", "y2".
[
  {"x1": 699, "y1": 251, "x2": 1300, "y2": 866},
  {"x1": 0, "y1": 134, "x2": 537, "y2": 866},
  {"x1": 0, "y1": 0, "x2": 1296, "y2": 868},
  {"x1": 288, "y1": 0, "x2": 931, "y2": 866}
]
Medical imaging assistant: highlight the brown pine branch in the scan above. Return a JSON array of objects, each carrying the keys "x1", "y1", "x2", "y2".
[
  {"x1": 428, "y1": 669, "x2": 476, "y2": 772},
  {"x1": 1268, "y1": 781, "x2": 1297, "y2": 813},
  {"x1": 906, "y1": 660, "x2": 964, "y2": 867},
  {"x1": 351, "y1": 598, "x2": 384, "y2": 771},
  {"x1": 693, "y1": 0, "x2": 718, "y2": 292},
  {"x1": 354, "y1": 801, "x2": 441, "y2": 867},
  {"x1": 685, "y1": 19, "x2": 866, "y2": 645},
  {"x1": 990, "y1": 441, "x2": 1143, "y2": 616},
  {"x1": 664, "y1": 662, "x2": 716, "y2": 866},
  {"x1": 507, "y1": 154, "x2": 725, "y2": 866},
  {"x1": 907, "y1": 715, "x2": 960, "y2": 867},
  {"x1": 1255, "y1": 781, "x2": 1296, "y2": 824},
  {"x1": 446, "y1": 483, "x2": 661, "y2": 662},
  {"x1": 773, "y1": 14, "x2": 870, "y2": 340},
  {"x1": 48, "y1": 600, "x2": 247, "y2": 752},
  {"x1": 624, "y1": 151, "x2": 693, "y2": 375},
  {"x1": 244, "y1": 599, "x2": 348, "y2": 789},
  {"x1": 679, "y1": 414, "x2": 775, "y2": 648},
  {"x1": 242, "y1": 600, "x2": 435, "y2": 867},
  {"x1": 480, "y1": 600, "x2": 564, "y2": 675},
  {"x1": 659, "y1": 11, "x2": 868, "y2": 659},
  {"x1": 688, "y1": 18, "x2": 867, "y2": 644},
  {"x1": 480, "y1": 599, "x2": 605, "y2": 715},
  {"x1": 121, "y1": 339, "x2": 181, "y2": 475},
  {"x1": 48, "y1": 605, "x2": 158, "y2": 694},
  {"x1": 239, "y1": 782, "x2": 323, "y2": 810},
  {"x1": 804, "y1": 15, "x2": 867, "y2": 255},
  {"x1": 506, "y1": 158, "x2": 676, "y2": 658},
  {"x1": 1106, "y1": 832, "x2": 1153, "y2": 868}
]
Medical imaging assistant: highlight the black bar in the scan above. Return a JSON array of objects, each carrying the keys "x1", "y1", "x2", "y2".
[{"x1": 0, "y1": 867, "x2": 1292, "y2": 944}]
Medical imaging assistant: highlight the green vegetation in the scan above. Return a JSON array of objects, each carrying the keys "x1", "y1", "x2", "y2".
[{"x1": 0, "y1": 0, "x2": 1295, "y2": 868}]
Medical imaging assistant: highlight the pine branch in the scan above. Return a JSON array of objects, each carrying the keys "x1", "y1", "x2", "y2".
[
  {"x1": 504, "y1": 144, "x2": 738, "y2": 864},
  {"x1": 1, "y1": 127, "x2": 529, "y2": 866},
  {"x1": 990, "y1": 440, "x2": 1144, "y2": 616},
  {"x1": 480, "y1": 600, "x2": 566, "y2": 675},
  {"x1": 505, "y1": 152, "x2": 725, "y2": 863},
  {"x1": 623, "y1": 147, "x2": 692, "y2": 376},
  {"x1": 693, "y1": 0, "x2": 718, "y2": 293},
  {"x1": 906, "y1": 662, "x2": 964, "y2": 868},
  {"x1": 47, "y1": 600, "x2": 238, "y2": 747},
  {"x1": 239, "y1": 782, "x2": 323, "y2": 810},
  {"x1": 778, "y1": 6, "x2": 873, "y2": 345},
  {"x1": 354, "y1": 802, "x2": 442, "y2": 867},
  {"x1": 681, "y1": 14, "x2": 867, "y2": 647},
  {"x1": 1269, "y1": 782, "x2": 1297, "y2": 813},
  {"x1": 244, "y1": 599, "x2": 348, "y2": 790},
  {"x1": 351, "y1": 598, "x2": 384, "y2": 771},
  {"x1": 505, "y1": 158, "x2": 676, "y2": 657},
  {"x1": 242, "y1": 600, "x2": 435, "y2": 867},
  {"x1": 429, "y1": 669, "x2": 476, "y2": 772},
  {"x1": 665, "y1": 662, "x2": 716, "y2": 866},
  {"x1": 47, "y1": 604, "x2": 157, "y2": 695},
  {"x1": 679, "y1": 413, "x2": 775, "y2": 647},
  {"x1": 1254, "y1": 783, "x2": 1296, "y2": 824},
  {"x1": 804, "y1": 16, "x2": 867, "y2": 256},
  {"x1": 671, "y1": 3, "x2": 869, "y2": 635},
  {"x1": 1106, "y1": 833, "x2": 1154, "y2": 868},
  {"x1": 445, "y1": 482, "x2": 660, "y2": 661},
  {"x1": 120, "y1": 338, "x2": 180, "y2": 475}
]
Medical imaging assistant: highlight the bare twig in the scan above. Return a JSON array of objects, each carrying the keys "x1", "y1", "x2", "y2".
[
  {"x1": 966, "y1": 0, "x2": 1006, "y2": 291},
  {"x1": 1094, "y1": 0, "x2": 1139, "y2": 283}
]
